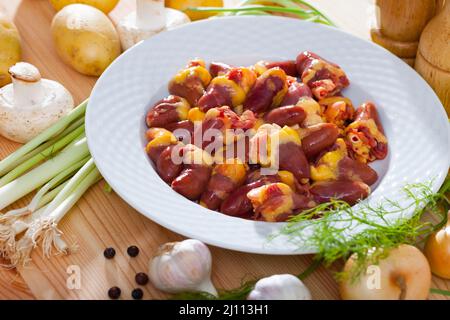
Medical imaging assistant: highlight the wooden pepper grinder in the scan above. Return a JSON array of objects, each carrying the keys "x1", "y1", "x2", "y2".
[
  {"x1": 415, "y1": 0, "x2": 450, "y2": 115},
  {"x1": 371, "y1": 0, "x2": 437, "y2": 66}
]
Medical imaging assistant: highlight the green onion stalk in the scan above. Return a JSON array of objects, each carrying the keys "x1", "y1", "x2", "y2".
[
  {"x1": 0, "y1": 99, "x2": 102, "y2": 267},
  {"x1": 186, "y1": 0, "x2": 336, "y2": 26}
]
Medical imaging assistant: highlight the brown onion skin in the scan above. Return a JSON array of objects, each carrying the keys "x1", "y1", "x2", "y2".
[
  {"x1": 310, "y1": 180, "x2": 370, "y2": 205},
  {"x1": 171, "y1": 165, "x2": 211, "y2": 200},
  {"x1": 279, "y1": 142, "x2": 310, "y2": 181},
  {"x1": 264, "y1": 105, "x2": 306, "y2": 127},
  {"x1": 302, "y1": 123, "x2": 339, "y2": 160},
  {"x1": 156, "y1": 145, "x2": 183, "y2": 184}
]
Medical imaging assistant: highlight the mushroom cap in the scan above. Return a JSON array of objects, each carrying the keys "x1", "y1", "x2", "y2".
[
  {"x1": 9, "y1": 62, "x2": 41, "y2": 83},
  {"x1": 0, "y1": 79, "x2": 74, "y2": 143}
]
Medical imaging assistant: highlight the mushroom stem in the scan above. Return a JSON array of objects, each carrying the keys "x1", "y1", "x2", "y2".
[
  {"x1": 9, "y1": 63, "x2": 44, "y2": 108},
  {"x1": 136, "y1": 0, "x2": 166, "y2": 30}
]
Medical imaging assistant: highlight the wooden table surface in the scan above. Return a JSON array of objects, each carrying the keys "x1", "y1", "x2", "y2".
[{"x1": 0, "y1": 0, "x2": 449, "y2": 300}]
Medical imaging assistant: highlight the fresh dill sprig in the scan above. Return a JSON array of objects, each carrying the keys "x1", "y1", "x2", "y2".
[
  {"x1": 173, "y1": 178, "x2": 450, "y2": 299},
  {"x1": 277, "y1": 180, "x2": 450, "y2": 281}
]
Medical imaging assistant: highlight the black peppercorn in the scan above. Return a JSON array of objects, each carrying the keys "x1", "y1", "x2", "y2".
[
  {"x1": 131, "y1": 288, "x2": 143, "y2": 300},
  {"x1": 103, "y1": 247, "x2": 116, "y2": 259},
  {"x1": 135, "y1": 272, "x2": 149, "y2": 285},
  {"x1": 127, "y1": 245, "x2": 139, "y2": 257},
  {"x1": 108, "y1": 286, "x2": 121, "y2": 299}
]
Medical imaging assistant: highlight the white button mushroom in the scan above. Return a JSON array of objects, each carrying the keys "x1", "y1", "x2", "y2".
[
  {"x1": 149, "y1": 239, "x2": 218, "y2": 296},
  {"x1": 247, "y1": 274, "x2": 312, "y2": 300},
  {"x1": 117, "y1": 0, "x2": 190, "y2": 51},
  {"x1": 0, "y1": 62, "x2": 74, "y2": 143}
]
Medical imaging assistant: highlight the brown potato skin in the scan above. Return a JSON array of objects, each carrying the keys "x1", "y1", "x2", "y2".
[
  {"x1": 302, "y1": 123, "x2": 339, "y2": 160},
  {"x1": 264, "y1": 105, "x2": 306, "y2": 127},
  {"x1": 310, "y1": 180, "x2": 370, "y2": 205}
]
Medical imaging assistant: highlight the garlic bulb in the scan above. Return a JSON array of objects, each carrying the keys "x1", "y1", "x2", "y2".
[
  {"x1": 247, "y1": 274, "x2": 312, "y2": 300},
  {"x1": 149, "y1": 239, "x2": 217, "y2": 296}
]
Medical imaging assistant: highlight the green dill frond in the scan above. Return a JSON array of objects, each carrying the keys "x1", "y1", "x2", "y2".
[{"x1": 277, "y1": 179, "x2": 450, "y2": 282}]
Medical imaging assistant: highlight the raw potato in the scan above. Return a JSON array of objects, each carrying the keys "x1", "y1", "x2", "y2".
[
  {"x1": 50, "y1": 0, "x2": 119, "y2": 14},
  {"x1": 51, "y1": 4, "x2": 121, "y2": 76},
  {"x1": 0, "y1": 15, "x2": 21, "y2": 87}
]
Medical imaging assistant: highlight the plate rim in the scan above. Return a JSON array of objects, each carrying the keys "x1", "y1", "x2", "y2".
[{"x1": 86, "y1": 15, "x2": 450, "y2": 255}]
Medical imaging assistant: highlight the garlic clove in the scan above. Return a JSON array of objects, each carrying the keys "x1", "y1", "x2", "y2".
[
  {"x1": 247, "y1": 274, "x2": 312, "y2": 300},
  {"x1": 149, "y1": 239, "x2": 218, "y2": 296},
  {"x1": 196, "y1": 278, "x2": 218, "y2": 297}
]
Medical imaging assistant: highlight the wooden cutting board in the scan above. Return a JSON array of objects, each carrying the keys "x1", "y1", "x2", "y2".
[{"x1": 0, "y1": 0, "x2": 448, "y2": 300}]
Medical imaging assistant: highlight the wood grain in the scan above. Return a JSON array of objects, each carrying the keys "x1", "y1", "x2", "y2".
[{"x1": 0, "y1": 0, "x2": 448, "y2": 300}]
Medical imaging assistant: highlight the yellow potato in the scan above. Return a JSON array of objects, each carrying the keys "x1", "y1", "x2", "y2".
[
  {"x1": 165, "y1": 0, "x2": 223, "y2": 21},
  {"x1": 50, "y1": 0, "x2": 119, "y2": 14},
  {"x1": 0, "y1": 16, "x2": 21, "y2": 87},
  {"x1": 51, "y1": 4, "x2": 121, "y2": 76}
]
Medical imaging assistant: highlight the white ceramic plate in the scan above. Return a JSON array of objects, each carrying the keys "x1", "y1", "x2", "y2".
[{"x1": 86, "y1": 16, "x2": 449, "y2": 255}]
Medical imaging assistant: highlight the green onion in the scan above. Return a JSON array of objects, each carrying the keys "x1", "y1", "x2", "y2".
[
  {"x1": 41, "y1": 158, "x2": 96, "y2": 217},
  {"x1": 0, "y1": 99, "x2": 102, "y2": 266},
  {"x1": 0, "y1": 100, "x2": 88, "y2": 177},
  {"x1": 430, "y1": 288, "x2": 450, "y2": 297},
  {"x1": 187, "y1": 0, "x2": 336, "y2": 26},
  {"x1": 0, "y1": 157, "x2": 89, "y2": 223},
  {"x1": 0, "y1": 136, "x2": 89, "y2": 210},
  {"x1": 0, "y1": 124, "x2": 85, "y2": 187},
  {"x1": 11, "y1": 162, "x2": 101, "y2": 265}
]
